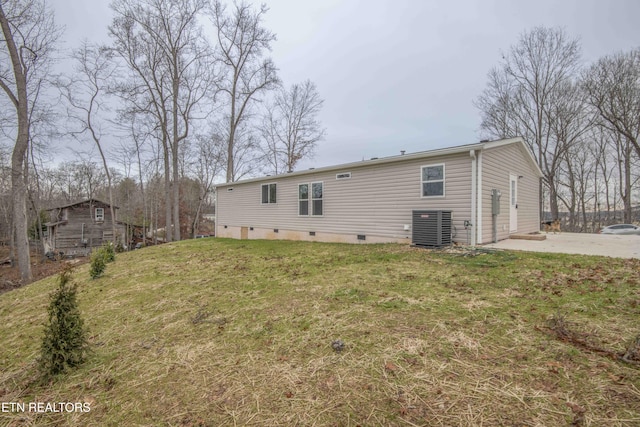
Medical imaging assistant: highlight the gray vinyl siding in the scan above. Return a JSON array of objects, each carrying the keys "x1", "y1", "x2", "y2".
[
  {"x1": 481, "y1": 143, "x2": 540, "y2": 242},
  {"x1": 47, "y1": 201, "x2": 125, "y2": 252},
  {"x1": 217, "y1": 152, "x2": 475, "y2": 243}
]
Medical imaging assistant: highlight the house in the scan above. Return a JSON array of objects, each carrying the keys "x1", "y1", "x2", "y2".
[
  {"x1": 215, "y1": 137, "x2": 543, "y2": 246},
  {"x1": 44, "y1": 199, "x2": 127, "y2": 256}
]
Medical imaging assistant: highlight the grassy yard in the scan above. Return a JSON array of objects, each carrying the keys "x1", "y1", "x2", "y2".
[{"x1": 0, "y1": 239, "x2": 639, "y2": 426}]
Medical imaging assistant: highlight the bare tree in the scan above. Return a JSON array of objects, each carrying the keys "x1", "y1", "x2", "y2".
[
  {"x1": 188, "y1": 133, "x2": 221, "y2": 237},
  {"x1": 583, "y1": 49, "x2": 640, "y2": 160},
  {"x1": 210, "y1": 0, "x2": 279, "y2": 182},
  {"x1": 110, "y1": 0, "x2": 214, "y2": 241},
  {"x1": 545, "y1": 80, "x2": 593, "y2": 224},
  {"x1": 261, "y1": 80, "x2": 325, "y2": 174},
  {"x1": 0, "y1": 0, "x2": 60, "y2": 282},
  {"x1": 69, "y1": 157, "x2": 107, "y2": 201},
  {"x1": 557, "y1": 138, "x2": 596, "y2": 231},
  {"x1": 475, "y1": 26, "x2": 581, "y2": 223},
  {"x1": 582, "y1": 49, "x2": 640, "y2": 224},
  {"x1": 59, "y1": 42, "x2": 120, "y2": 245}
]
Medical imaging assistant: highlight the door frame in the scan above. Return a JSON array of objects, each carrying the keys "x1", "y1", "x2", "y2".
[{"x1": 509, "y1": 174, "x2": 518, "y2": 233}]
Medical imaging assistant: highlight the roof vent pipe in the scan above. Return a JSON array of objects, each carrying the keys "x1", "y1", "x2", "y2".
[{"x1": 400, "y1": 150, "x2": 406, "y2": 155}]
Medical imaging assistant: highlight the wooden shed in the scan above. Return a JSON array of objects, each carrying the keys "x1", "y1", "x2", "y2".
[{"x1": 44, "y1": 199, "x2": 126, "y2": 256}]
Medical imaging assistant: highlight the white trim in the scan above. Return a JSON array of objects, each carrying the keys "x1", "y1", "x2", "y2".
[
  {"x1": 95, "y1": 207, "x2": 105, "y2": 222},
  {"x1": 298, "y1": 183, "x2": 309, "y2": 216},
  {"x1": 484, "y1": 138, "x2": 543, "y2": 178},
  {"x1": 420, "y1": 163, "x2": 445, "y2": 198},
  {"x1": 470, "y1": 151, "x2": 477, "y2": 246},
  {"x1": 481, "y1": 137, "x2": 523, "y2": 149},
  {"x1": 260, "y1": 182, "x2": 278, "y2": 205},
  {"x1": 298, "y1": 182, "x2": 324, "y2": 216},
  {"x1": 476, "y1": 150, "x2": 483, "y2": 244},
  {"x1": 509, "y1": 174, "x2": 518, "y2": 232},
  {"x1": 311, "y1": 181, "x2": 324, "y2": 216}
]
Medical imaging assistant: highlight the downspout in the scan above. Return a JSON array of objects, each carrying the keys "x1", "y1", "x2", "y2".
[
  {"x1": 476, "y1": 150, "x2": 483, "y2": 245},
  {"x1": 470, "y1": 150, "x2": 477, "y2": 246}
]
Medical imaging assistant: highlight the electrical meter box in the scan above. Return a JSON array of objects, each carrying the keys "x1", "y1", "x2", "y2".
[{"x1": 491, "y1": 189, "x2": 501, "y2": 215}]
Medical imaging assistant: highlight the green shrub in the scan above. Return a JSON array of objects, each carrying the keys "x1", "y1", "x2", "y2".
[
  {"x1": 89, "y1": 243, "x2": 115, "y2": 279},
  {"x1": 90, "y1": 250, "x2": 106, "y2": 279},
  {"x1": 102, "y1": 242, "x2": 115, "y2": 263},
  {"x1": 39, "y1": 266, "x2": 88, "y2": 378}
]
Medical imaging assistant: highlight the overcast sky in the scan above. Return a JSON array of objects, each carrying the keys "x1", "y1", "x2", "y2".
[{"x1": 50, "y1": 0, "x2": 640, "y2": 172}]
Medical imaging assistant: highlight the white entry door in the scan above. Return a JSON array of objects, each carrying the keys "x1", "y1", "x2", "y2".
[{"x1": 509, "y1": 174, "x2": 518, "y2": 232}]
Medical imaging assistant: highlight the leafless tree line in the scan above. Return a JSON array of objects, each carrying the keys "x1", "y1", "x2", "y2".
[
  {"x1": 0, "y1": 0, "x2": 325, "y2": 281},
  {"x1": 476, "y1": 26, "x2": 640, "y2": 232}
]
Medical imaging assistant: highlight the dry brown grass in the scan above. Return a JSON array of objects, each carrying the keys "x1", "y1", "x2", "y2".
[{"x1": 0, "y1": 239, "x2": 639, "y2": 426}]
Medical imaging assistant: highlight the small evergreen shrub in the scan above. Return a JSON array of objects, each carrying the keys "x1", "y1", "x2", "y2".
[
  {"x1": 39, "y1": 266, "x2": 88, "y2": 378},
  {"x1": 89, "y1": 250, "x2": 106, "y2": 279},
  {"x1": 102, "y1": 242, "x2": 115, "y2": 263},
  {"x1": 89, "y1": 243, "x2": 115, "y2": 279}
]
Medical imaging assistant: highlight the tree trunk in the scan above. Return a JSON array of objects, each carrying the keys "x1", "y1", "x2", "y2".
[
  {"x1": 547, "y1": 175, "x2": 560, "y2": 221},
  {"x1": 162, "y1": 137, "x2": 172, "y2": 243},
  {"x1": 0, "y1": 5, "x2": 32, "y2": 282},
  {"x1": 134, "y1": 137, "x2": 147, "y2": 247},
  {"x1": 172, "y1": 154, "x2": 180, "y2": 241},
  {"x1": 623, "y1": 141, "x2": 632, "y2": 223},
  {"x1": 172, "y1": 69, "x2": 181, "y2": 241},
  {"x1": 12, "y1": 137, "x2": 31, "y2": 282},
  {"x1": 226, "y1": 111, "x2": 236, "y2": 182}
]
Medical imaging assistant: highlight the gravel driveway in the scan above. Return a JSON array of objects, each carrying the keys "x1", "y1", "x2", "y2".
[{"x1": 484, "y1": 232, "x2": 640, "y2": 259}]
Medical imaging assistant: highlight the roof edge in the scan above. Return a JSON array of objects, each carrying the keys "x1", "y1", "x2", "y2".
[
  {"x1": 216, "y1": 141, "x2": 489, "y2": 187},
  {"x1": 46, "y1": 198, "x2": 120, "y2": 210},
  {"x1": 483, "y1": 137, "x2": 543, "y2": 178},
  {"x1": 215, "y1": 137, "x2": 543, "y2": 187}
]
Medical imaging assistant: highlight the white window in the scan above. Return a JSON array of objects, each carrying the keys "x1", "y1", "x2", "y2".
[
  {"x1": 298, "y1": 184, "x2": 309, "y2": 216},
  {"x1": 311, "y1": 182, "x2": 323, "y2": 216},
  {"x1": 298, "y1": 182, "x2": 323, "y2": 216},
  {"x1": 261, "y1": 183, "x2": 277, "y2": 204},
  {"x1": 95, "y1": 207, "x2": 105, "y2": 221},
  {"x1": 421, "y1": 164, "x2": 445, "y2": 197}
]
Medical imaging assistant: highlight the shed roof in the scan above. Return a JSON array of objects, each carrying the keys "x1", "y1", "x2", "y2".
[
  {"x1": 215, "y1": 137, "x2": 542, "y2": 187},
  {"x1": 46, "y1": 198, "x2": 120, "y2": 211}
]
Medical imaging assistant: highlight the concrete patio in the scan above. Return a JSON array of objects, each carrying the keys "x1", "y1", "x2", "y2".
[{"x1": 483, "y1": 232, "x2": 640, "y2": 259}]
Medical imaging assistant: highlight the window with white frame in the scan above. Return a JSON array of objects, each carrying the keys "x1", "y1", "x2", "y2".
[
  {"x1": 298, "y1": 184, "x2": 309, "y2": 216},
  {"x1": 95, "y1": 207, "x2": 105, "y2": 221},
  {"x1": 421, "y1": 164, "x2": 445, "y2": 197},
  {"x1": 298, "y1": 182, "x2": 323, "y2": 216},
  {"x1": 261, "y1": 183, "x2": 277, "y2": 204},
  {"x1": 312, "y1": 182, "x2": 323, "y2": 216}
]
